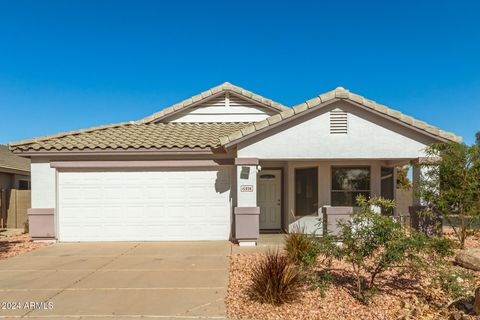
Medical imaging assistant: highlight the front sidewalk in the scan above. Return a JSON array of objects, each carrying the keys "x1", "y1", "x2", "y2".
[{"x1": 231, "y1": 233, "x2": 285, "y2": 255}]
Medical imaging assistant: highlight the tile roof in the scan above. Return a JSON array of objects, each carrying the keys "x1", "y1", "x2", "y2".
[
  {"x1": 9, "y1": 85, "x2": 461, "y2": 154},
  {"x1": 10, "y1": 123, "x2": 251, "y2": 152},
  {"x1": 0, "y1": 145, "x2": 30, "y2": 172},
  {"x1": 219, "y1": 87, "x2": 462, "y2": 146},
  {"x1": 9, "y1": 82, "x2": 286, "y2": 153},
  {"x1": 140, "y1": 82, "x2": 289, "y2": 123}
]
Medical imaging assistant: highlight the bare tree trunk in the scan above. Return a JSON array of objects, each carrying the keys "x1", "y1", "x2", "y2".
[
  {"x1": 474, "y1": 287, "x2": 480, "y2": 315},
  {"x1": 460, "y1": 211, "x2": 466, "y2": 248}
]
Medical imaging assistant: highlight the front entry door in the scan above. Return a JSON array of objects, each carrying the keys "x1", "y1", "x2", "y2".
[{"x1": 258, "y1": 169, "x2": 282, "y2": 230}]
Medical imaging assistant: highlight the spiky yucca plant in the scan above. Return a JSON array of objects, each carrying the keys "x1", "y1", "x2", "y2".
[{"x1": 249, "y1": 250, "x2": 301, "y2": 305}]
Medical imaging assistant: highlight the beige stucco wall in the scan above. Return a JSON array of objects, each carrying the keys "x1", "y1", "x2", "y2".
[
  {"x1": 30, "y1": 158, "x2": 56, "y2": 209},
  {"x1": 283, "y1": 160, "x2": 383, "y2": 231},
  {"x1": 0, "y1": 173, "x2": 14, "y2": 190},
  {"x1": 259, "y1": 159, "x2": 390, "y2": 233},
  {"x1": 396, "y1": 188, "x2": 413, "y2": 216}
]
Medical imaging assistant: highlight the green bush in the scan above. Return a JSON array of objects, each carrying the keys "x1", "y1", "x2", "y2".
[
  {"x1": 315, "y1": 233, "x2": 342, "y2": 267},
  {"x1": 417, "y1": 141, "x2": 480, "y2": 247},
  {"x1": 337, "y1": 195, "x2": 453, "y2": 303},
  {"x1": 431, "y1": 267, "x2": 476, "y2": 301},
  {"x1": 306, "y1": 270, "x2": 333, "y2": 298},
  {"x1": 249, "y1": 250, "x2": 302, "y2": 305}
]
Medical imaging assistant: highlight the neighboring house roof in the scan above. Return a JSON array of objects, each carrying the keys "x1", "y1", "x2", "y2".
[
  {"x1": 219, "y1": 87, "x2": 462, "y2": 147},
  {"x1": 140, "y1": 82, "x2": 289, "y2": 123},
  {"x1": 10, "y1": 123, "x2": 250, "y2": 152},
  {"x1": 0, "y1": 144, "x2": 30, "y2": 173}
]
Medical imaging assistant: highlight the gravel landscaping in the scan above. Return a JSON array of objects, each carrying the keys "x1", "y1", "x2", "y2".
[
  {"x1": 226, "y1": 233, "x2": 480, "y2": 320},
  {"x1": 0, "y1": 232, "x2": 50, "y2": 260}
]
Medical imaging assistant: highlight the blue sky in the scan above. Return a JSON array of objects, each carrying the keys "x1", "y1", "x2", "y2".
[{"x1": 0, "y1": 0, "x2": 479, "y2": 144}]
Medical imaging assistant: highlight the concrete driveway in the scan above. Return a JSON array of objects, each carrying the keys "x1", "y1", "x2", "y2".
[{"x1": 0, "y1": 241, "x2": 231, "y2": 319}]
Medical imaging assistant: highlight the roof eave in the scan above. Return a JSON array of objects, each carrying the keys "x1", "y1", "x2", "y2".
[
  {"x1": 10, "y1": 146, "x2": 229, "y2": 157},
  {"x1": 0, "y1": 166, "x2": 30, "y2": 175}
]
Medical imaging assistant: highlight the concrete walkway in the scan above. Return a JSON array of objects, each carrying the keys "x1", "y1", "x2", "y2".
[{"x1": 0, "y1": 241, "x2": 230, "y2": 319}]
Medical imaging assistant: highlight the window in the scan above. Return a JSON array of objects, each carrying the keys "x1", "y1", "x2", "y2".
[
  {"x1": 259, "y1": 174, "x2": 276, "y2": 180},
  {"x1": 295, "y1": 168, "x2": 318, "y2": 216},
  {"x1": 18, "y1": 180, "x2": 30, "y2": 190},
  {"x1": 331, "y1": 167, "x2": 370, "y2": 206}
]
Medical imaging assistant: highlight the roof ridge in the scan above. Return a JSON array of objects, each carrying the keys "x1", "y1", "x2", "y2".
[
  {"x1": 219, "y1": 87, "x2": 461, "y2": 146},
  {"x1": 139, "y1": 82, "x2": 289, "y2": 124}
]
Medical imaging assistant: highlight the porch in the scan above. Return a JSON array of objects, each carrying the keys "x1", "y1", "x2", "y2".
[{"x1": 234, "y1": 158, "x2": 423, "y2": 246}]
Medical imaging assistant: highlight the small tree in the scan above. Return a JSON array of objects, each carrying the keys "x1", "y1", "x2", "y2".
[
  {"x1": 417, "y1": 141, "x2": 480, "y2": 247},
  {"x1": 337, "y1": 196, "x2": 452, "y2": 302},
  {"x1": 396, "y1": 165, "x2": 412, "y2": 190}
]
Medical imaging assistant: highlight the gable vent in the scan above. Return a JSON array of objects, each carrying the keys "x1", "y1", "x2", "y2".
[{"x1": 330, "y1": 109, "x2": 348, "y2": 134}]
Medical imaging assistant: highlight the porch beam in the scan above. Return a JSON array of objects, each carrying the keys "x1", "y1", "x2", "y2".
[
  {"x1": 234, "y1": 158, "x2": 259, "y2": 165},
  {"x1": 50, "y1": 159, "x2": 234, "y2": 169}
]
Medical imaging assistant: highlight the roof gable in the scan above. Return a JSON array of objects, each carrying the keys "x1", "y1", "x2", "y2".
[
  {"x1": 235, "y1": 100, "x2": 439, "y2": 159},
  {"x1": 219, "y1": 87, "x2": 461, "y2": 147},
  {"x1": 140, "y1": 82, "x2": 288, "y2": 123}
]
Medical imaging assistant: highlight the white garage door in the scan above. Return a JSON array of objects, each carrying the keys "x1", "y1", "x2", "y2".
[{"x1": 57, "y1": 168, "x2": 232, "y2": 241}]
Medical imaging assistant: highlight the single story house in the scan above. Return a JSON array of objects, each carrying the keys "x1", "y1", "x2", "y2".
[
  {"x1": 0, "y1": 145, "x2": 30, "y2": 190},
  {"x1": 9, "y1": 83, "x2": 460, "y2": 245},
  {"x1": 0, "y1": 144, "x2": 31, "y2": 227}
]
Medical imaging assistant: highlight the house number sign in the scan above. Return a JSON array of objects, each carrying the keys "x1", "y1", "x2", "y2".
[{"x1": 240, "y1": 185, "x2": 254, "y2": 192}]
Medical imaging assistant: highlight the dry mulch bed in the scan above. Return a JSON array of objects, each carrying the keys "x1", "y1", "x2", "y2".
[
  {"x1": 226, "y1": 234, "x2": 480, "y2": 320},
  {"x1": 0, "y1": 233, "x2": 50, "y2": 260}
]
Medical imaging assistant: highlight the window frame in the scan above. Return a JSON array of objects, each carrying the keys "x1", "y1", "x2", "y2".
[
  {"x1": 330, "y1": 166, "x2": 371, "y2": 207},
  {"x1": 294, "y1": 167, "x2": 319, "y2": 216}
]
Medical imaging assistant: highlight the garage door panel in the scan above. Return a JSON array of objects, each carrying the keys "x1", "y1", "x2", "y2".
[{"x1": 58, "y1": 168, "x2": 232, "y2": 241}]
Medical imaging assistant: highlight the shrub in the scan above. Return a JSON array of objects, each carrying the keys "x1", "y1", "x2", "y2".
[
  {"x1": 431, "y1": 267, "x2": 476, "y2": 301},
  {"x1": 249, "y1": 250, "x2": 302, "y2": 305},
  {"x1": 337, "y1": 195, "x2": 453, "y2": 303},
  {"x1": 417, "y1": 141, "x2": 480, "y2": 247},
  {"x1": 306, "y1": 270, "x2": 333, "y2": 298},
  {"x1": 422, "y1": 237, "x2": 474, "y2": 302},
  {"x1": 284, "y1": 225, "x2": 319, "y2": 268},
  {"x1": 315, "y1": 233, "x2": 342, "y2": 268}
]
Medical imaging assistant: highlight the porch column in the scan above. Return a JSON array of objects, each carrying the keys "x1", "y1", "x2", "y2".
[
  {"x1": 411, "y1": 160, "x2": 423, "y2": 206},
  {"x1": 234, "y1": 158, "x2": 260, "y2": 246}
]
